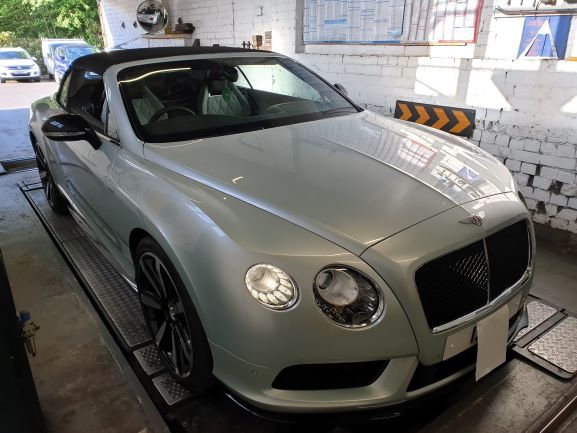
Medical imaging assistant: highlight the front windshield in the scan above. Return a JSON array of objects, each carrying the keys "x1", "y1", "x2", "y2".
[
  {"x1": 65, "y1": 46, "x2": 95, "y2": 61},
  {"x1": 118, "y1": 56, "x2": 360, "y2": 143},
  {"x1": 0, "y1": 51, "x2": 29, "y2": 60}
]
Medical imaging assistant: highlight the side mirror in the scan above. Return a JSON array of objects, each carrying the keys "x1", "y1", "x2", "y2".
[
  {"x1": 334, "y1": 83, "x2": 348, "y2": 96},
  {"x1": 32, "y1": 56, "x2": 37, "y2": 61},
  {"x1": 42, "y1": 114, "x2": 101, "y2": 150}
]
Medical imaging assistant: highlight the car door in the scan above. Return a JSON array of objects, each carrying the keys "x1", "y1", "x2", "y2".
[
  {"x1": 50, "y1": 68, "x2": 131, "y2": 274},
  {"x1": 53, "y1": 46, "x2": 65, "y2": 81}
]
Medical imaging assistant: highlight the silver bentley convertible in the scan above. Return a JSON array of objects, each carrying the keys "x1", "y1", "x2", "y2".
[{"x1": 29, "y1": 47, "x2": 534, "y2": 413}]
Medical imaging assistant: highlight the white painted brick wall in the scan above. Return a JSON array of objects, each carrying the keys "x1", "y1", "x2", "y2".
[
  {"x1": 99, "y1": 0, "x2": 147, "y2": 49},
  {"x1": 99, "y1": 0, "x2": 577, "y2": 232}
]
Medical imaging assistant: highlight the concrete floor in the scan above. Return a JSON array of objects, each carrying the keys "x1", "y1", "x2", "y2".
[
  {"x1": 0, "y1": 170, "x2": 151, "y2": 433},
  {"x1": 0, "y1": 80, "x2": 57, "y2": 161}
]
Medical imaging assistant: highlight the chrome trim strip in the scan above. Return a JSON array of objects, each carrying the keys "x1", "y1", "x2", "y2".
[
  {"x1": 432, "y1": 268, "x2": 532, "y2": 334},
  {"x1": 482, "y1": 238, "x2": 491, "y2": 304}
]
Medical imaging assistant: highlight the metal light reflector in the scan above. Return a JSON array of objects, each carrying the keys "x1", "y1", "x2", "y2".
[
  {"x1": 245, "y1": 264, "x2": 298, "y2": 310},
  {"x1": 314, "y1": 267, "x2": 383, "y2": 328}
]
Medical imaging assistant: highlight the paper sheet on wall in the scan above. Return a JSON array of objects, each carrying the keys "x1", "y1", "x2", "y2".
[
  {"x1": 304, "y1": 0, "x2": 406, "y2": 43},
  {"x1": 304, "y1": 0, "x2": 481, "y2": 44}
]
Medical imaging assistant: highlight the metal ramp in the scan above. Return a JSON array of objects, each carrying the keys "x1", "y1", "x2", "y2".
[
  {"x1": 513, "y1": 299, "x2": 577, "y2": 379},
  {"x1": 19, "y1": 175, "x2": 577, "y2": 433}
]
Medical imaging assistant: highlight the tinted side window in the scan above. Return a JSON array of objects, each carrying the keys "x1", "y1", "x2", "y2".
[{"x1": 67, "y1": 70, "x2": 105, "y2": 131}]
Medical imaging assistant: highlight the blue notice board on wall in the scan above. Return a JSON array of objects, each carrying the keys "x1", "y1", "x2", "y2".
[
  {"x1": 304, "y1": 0, "x2": 406, "y2": 44},
  {"x1": 517, "y1": 16, "x2": 572, "y2": 59}
]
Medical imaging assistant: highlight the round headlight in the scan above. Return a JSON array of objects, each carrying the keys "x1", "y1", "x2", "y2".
[
  {"x1": 313, "y1": 267, "x2": 383, "y2": 328},
  {"x1": 245, "y1": 264, "x2": 298, "y2": 310}
]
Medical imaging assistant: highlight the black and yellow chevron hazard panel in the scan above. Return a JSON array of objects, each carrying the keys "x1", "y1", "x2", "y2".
[{"x1": 394, "y1": 101, "x2": 476, "y2": 138}]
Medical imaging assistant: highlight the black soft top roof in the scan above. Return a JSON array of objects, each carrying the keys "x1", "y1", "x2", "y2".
[{"x1": 71, "y1": 46, "x2": 271, "y2": 75}]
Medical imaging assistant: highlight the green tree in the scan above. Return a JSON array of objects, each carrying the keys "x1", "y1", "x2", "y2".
[{"x1": 0, "y1": 0, "x2": 103, "y2": 73}]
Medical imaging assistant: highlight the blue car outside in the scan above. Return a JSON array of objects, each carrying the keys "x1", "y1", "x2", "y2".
[{"x1": 53, "y1": 44, "x2": 97, "y2": 82}]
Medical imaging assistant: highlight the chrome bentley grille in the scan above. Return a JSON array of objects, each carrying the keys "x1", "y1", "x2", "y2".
[{"x1": 415, "y1": 220, "x2": 531, "y2": 329}]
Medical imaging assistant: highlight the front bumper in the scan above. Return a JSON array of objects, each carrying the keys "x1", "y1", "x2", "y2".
[
  {"x1": 0, "y1": 70, "x2": 40, "y2": 80},
  {"x1": 210, "y1": 293, "x2": 529, "y2": 413}
]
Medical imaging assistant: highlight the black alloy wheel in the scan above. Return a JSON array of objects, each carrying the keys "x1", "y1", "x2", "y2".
[
  {"x1": 136, "y1": 238, "x2": 213, "y2": 389},
  {"x1": 33, "y1": 143, "x2": 67, "y2": 213},
  {"x1": 139, "y1": 251, "x2": 194, "y2": 377}
]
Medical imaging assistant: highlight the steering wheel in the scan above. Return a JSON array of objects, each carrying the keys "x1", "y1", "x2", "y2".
[{"x1": 148, "y1": 106, "x2": 196, "y2": 124}]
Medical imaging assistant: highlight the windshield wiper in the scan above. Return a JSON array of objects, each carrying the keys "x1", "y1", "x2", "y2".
[{"x1": 322, "y1": 107, "x2": 359, "y2": 118}]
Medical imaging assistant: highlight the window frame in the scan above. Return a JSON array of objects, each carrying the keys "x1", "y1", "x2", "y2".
[
  {"x1": 116, "y1": 56, "x2": 363, "y2": 143},
  {"x1": 56, "y1": 68, "x2": 120, "y2": 146}
]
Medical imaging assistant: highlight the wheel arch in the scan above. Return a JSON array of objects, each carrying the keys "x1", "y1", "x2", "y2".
[
  {"x1": 129, "y1": 227, "x2": 151, "y2": 263},
  {"x1": 127, "y1": 224, "x2": 212, "y2": 325},
  {"x1": 127, "y1": 224, "x2": 218, "y2": 347}
]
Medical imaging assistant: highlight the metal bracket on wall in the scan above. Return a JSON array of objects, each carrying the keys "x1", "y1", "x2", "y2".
[{"x1": 496, "y1": 6, "x2": 577, "y2": 15}]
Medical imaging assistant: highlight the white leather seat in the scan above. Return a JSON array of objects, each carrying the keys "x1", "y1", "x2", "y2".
[
  {"x1": 200, "y1": 79, "x2": 251, "y2": 117},
  {"x1": 132, "y1": 86, "x2": 166, "y2": 124}
]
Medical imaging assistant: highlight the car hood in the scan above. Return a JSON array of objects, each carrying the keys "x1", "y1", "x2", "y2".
[
  {"x1": 144, "y1": 111, "x2": 515, "y2": 255},
  {"x1": 0, "y1": 59, "x2": 36, "y2": 67}
]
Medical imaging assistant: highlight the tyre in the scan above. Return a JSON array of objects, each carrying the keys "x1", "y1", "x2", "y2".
[
  {"x1": 33, "y1": 142, "x2": 68, "y2": 214},
  {"x1": 136, "y1": 237, "x2": 214, "y2": 391},
  {"x1": 0, "y1": 79, "x2": 5, "y2": 84},
  {"x1": 34, "y1": 77, "x2": 40, "y2": 83}
]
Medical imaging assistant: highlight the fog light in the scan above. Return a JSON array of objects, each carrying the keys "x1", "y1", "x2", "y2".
[{"x1": 245, "y1": 264, "x2": 298, "y2": 310}]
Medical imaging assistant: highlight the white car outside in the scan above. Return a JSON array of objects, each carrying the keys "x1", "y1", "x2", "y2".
[{"x1": 0, "y1": 48, "x2": 41, "y2": 83}]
